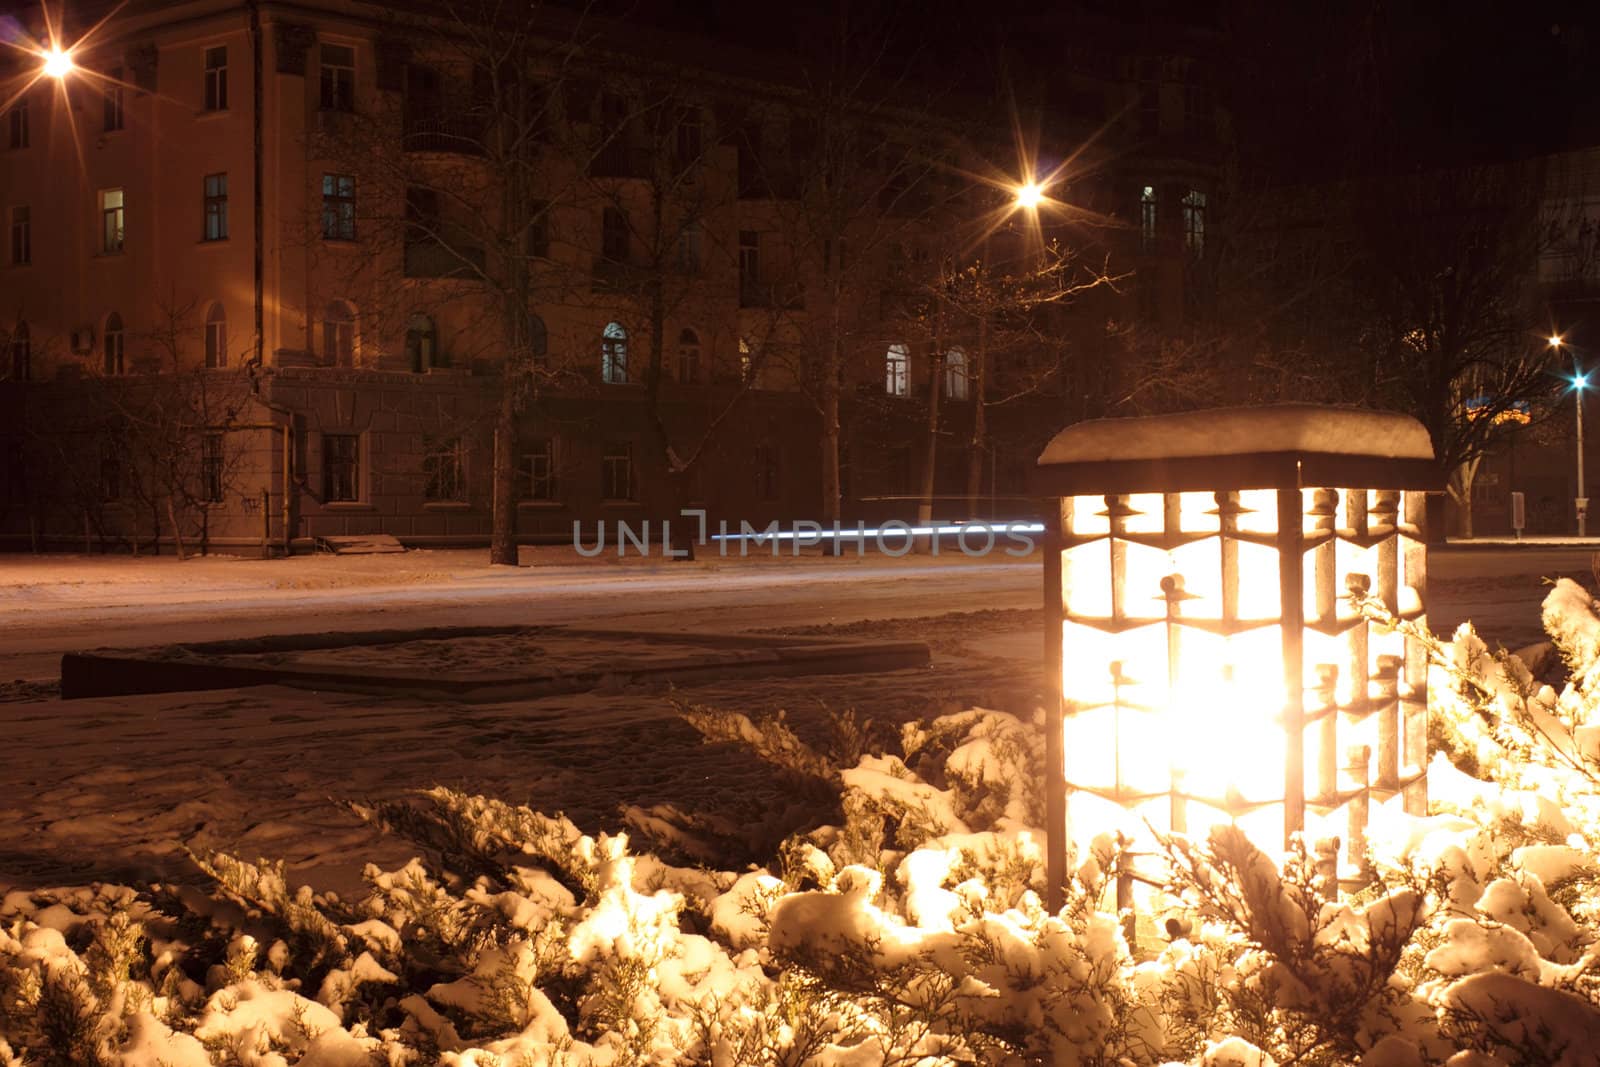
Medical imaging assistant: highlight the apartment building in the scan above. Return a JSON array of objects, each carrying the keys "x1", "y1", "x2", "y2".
[{"x1": 0, "y1": 0, "x2": 1220, "y2": 553}]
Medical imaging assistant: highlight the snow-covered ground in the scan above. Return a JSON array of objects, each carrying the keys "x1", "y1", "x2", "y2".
[{"x1": 0, "y1": 543, "x2": 1592, "y2": 899}]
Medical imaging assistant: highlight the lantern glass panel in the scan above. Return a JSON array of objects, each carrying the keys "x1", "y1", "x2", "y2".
[
  {"x1": 1069, "y1": 494, "x2": 1109, "y2": 536},
  {"x1": 1236, "y1": 489, "x2": 1278, "y2": 535}
]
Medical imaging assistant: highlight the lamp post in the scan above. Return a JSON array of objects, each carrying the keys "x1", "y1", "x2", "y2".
[
  {"x1": 1032, "y1": 404, "x2": 1438, "y2": 911},
  {"x1": 1548, "y1": 337, "x2": 1587, "y2": 537}
]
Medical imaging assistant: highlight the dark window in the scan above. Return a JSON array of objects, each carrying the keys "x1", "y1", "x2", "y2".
[
  {"x1": 528, "y1": 313, "x2": 547, "y2": 366},
  {"x1": 1138, "y1": 60, "x2": 1159, "y2": 136},
  {"x1": 525, "y1": 438, "x2": 557, "y2": 501},
  {"x1": 103, "y1": 70, "x2": 124, "y2": 132},
  {"x1": 101, "y1": 445, "x2": 121, "y2": 501},
  {"x1": 102, "y1": 189, "x2": 125, "y2": 253},
  {"x1": 321, "y1": 173, "x2": 355, "y2": 240},
  {"x1": 203, "y1": 173, "x2": 228, "y2": 241},
  {"x1": 8, "y1": 323, "x2": 29, "y2": 381},
  {"x1": 601, "y1": 206, "x2": 628, "y2": 262},
  {"x1": 319, "y1": 44, "x2": 355, "y2": 112},
  {"x1": 675, "y1": 107, "x2": 702, "y2": 170},
  {"x1": 738, "y1": 230, "x2": 760, "y2": 305},
  {"x1": 423, "y1": 437, "x2": 466, "y2": 501},
  {"x1": 677, "y1": 327, "x2": 701, "y2": 384},
  {"x1": 601, "y1": 441, "x2": 634, "y2": 501},
  {"x1": 323, "y1": 433, "x2": 360, "y2": 501},
  {"x1": 1183, "y1": 189, "x2": 1206, "y2": 256},
  {"x1": 676, "y1": 221, "x2": 702, "y2": 273},
  {"x1": 322, "y1": 301, "x2": 355, "y2": 367},
  {"x1": 204, "y1": 46, "x2": 228, "y2": 111},
  {"x1": 8, "y1": 98, "x2": 28, "y2": 150},
  {"x1": 204, "y1": 303, "x2": 226, "y2": 368},
  {"x1": 10, "y1": 206, "x2": 28, "y2": 265},
  {"x1": 754, "y1": 443, "x2": 779, "y2": 501},
  {"x1": 526, "y1": 200, "x2": 550, "y2": 259},
  {"x1": 201, "y1": 433, "x2": 225, "y2": 503},
  {"x1": 103, "y1": 312, "x2": 125, "y2": 375}
]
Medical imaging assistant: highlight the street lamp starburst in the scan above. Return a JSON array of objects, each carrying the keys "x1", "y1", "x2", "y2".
[
  {"x1": 1014, "y1": 181, "x2": 1045, "y2": 211},
  {"x1": 41, "y1": 46, "x2": 73, "y2": 79}
]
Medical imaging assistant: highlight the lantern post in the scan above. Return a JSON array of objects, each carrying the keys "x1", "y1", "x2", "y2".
[{"x1": 1033, "y1": 405, "x2": 1438, "y2": 912}]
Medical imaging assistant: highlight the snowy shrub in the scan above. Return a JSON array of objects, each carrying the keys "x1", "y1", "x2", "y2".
[{"x1": 24, "y1": 586, "x2": 1600, "y2": 1062}]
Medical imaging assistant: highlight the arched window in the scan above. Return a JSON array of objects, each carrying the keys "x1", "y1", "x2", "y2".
[
  {"x1": 601, "y1": 321, "x2": 627, "y2": 384},
  {"x1": 103, "y1": 312, "x2": 125, "y2": 376},
  {"x1": 529, "y1": 313, "x2": 548, "y2": 366},
  {"x1": 405, "y1": 313, "x2": 435, "y2": 373},
  {"x1": 323, "y1": 301, "x2": 356, "y2": 367},
  {"x1": 204, "y1": 302, "x2": 227, "y2": 369},
  {"x1": 943, "y1": 345, "x2": 969, "y2": 400},
  {"x1": 885, "y1": 343, "x2": 909, "y2": 397},
  {"x1": 8, "y1": 322, "x2": 28, "y2": 381},
  {"x1": 677, "y1": 327, "x2": 700, "y2": 384}
]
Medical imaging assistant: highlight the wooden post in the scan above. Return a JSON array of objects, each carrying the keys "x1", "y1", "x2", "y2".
[
  {"x1": 1044, "y1": 497, "x2": 1067, "y2": 913},
  {"x1": 1277, "y1": 488, "x2": 1307, "y2": 848}
]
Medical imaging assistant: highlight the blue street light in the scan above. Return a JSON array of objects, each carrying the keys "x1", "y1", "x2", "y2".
[{"x1": 1555, "y1": 335, "x2": 1589, "y2": 536}]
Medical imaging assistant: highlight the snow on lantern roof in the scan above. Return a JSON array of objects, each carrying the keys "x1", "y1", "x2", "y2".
[{"x1": 1033, "y1": 404, "x2": 1439, "y2": 495}]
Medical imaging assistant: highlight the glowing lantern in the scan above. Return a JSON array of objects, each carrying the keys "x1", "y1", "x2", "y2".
[{"x1": 1034, "y1": 405, "x2": 1437, "y2": 908}]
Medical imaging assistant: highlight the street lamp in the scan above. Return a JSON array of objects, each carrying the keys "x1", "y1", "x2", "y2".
[
  {"x1": 1014, "y1": 181, "x2": 1045, "y2": 211},
  {"x1": 1554, "y1": 336, "x2": 1589, "y2": 537},
  {"x1": 41, "y1": 46, "x2": 74, "y2": 79},
  {"x1": 1033, "y1": 404, "x2": 1438, "y2": 912}
]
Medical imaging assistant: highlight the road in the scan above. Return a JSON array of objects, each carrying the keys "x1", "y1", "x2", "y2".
[
  {"x1": 0, "y1": 551, "x2": 1041, "y2": 682},
  {"x1": 0, "y1": 542, "x2": 1593, "y2": 684}
]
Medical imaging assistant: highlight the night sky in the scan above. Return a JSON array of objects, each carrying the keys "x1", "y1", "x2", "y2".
[{"x1": 589, "y1": 0, "x2": 1600, "y2": 180}]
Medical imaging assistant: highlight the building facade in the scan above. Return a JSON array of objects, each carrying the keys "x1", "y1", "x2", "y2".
[{"x1": 0, "y1": 0, "x2": 1220, "y2": 553}]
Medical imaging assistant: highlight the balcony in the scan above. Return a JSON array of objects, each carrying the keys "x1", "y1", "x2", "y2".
[
  {"x1": 591, "y1": 257, "x2": 639, "y2": 293},
  {"x1": 403, "y1": 113, "x2": 486, "y2": 156},
  {"x1": 589, "y1": 141, "x2": 652, "y2": 180}
]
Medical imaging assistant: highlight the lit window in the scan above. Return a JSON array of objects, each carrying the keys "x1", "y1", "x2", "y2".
[
  {"x1": 405, "y1": 312, "x2": 435, "y2": 373},
  {"x1": 204, "y1": 302, "x2": 227, "y2": 368},
  {"x1": 319, "y1": 44, "x2": 355, "y2": 112},
  {"x1": 103, "y1": 312, "x2": 125, "y2": 375},
  {"x1": 739, "y1": 337, "x2": 755, "y2": 385},
  {"x1": 201, "y1": 432, "x2": 225, "y2": 503},
  {"x1": 101, "y1": 189, "x2": 125, "y2": 254},
  {"x1": 525, "y1": 439, "x2": 558, "y2": 501},
  {"x1": 601, "y1": 440, "x2": 634, "y2": 501},
  {"x1": 323, "y1": 433, "x2": 360, "y2": 501},
  {"x1": 8, "y1": 323, "x2": 29, "y2": 381},
  {"x1": 602, "y1": 321, "x2": 628, "y2": 384},
  {"x1": 321, "y1": 174, "x2": 355, "y2": 240},
  {"x1": 204, "y1": 46, "x2": 228, "y2": 111},
  {"x1": 677, "y1": 327, "x2": 700, "y2": 384},
  {"x1": 323, "y1": 301, "x2": 355, "y2": 367},
  {"x1": 885, "y1": 343, "x2": 909, "y2": 397},
  {"x1": 423, "y1": 437, "x2": 466, "y2": 501},
  {"x1": 944, "y1": 346, "x2": 969, "y2": 400},
  {"x1": 10, "y1": 206, "x2": 29, "y2": 266},
  {"x1": 203, "y1": 173, "x2": 228, "y2": 241},
  {"x1": 103, "y1": 70, "x2": 124, "y2": 132},
  {"x1": 8, "y1": 97, "x2": 28, "y2": 150},
  {"x1": 1139, "y1": 185, "x2": 1157, "y2": 252},
  {"x1": 1183, "y1": 189, "x2": 1207, "y2": 255}
]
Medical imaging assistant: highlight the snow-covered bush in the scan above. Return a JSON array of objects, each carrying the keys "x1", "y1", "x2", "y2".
[{"x1": 20, "y1": 582, "x2": 1600, "y2": 1063}]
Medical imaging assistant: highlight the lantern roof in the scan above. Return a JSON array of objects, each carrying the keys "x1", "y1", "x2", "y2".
[{"x1": 1033, "y1": 404, "x2": 1439, "y2": 495}]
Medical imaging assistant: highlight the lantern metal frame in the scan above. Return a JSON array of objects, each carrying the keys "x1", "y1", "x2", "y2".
[{"x1": 1033, "y1": 405, "x2": 1440, "y2": 910}]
